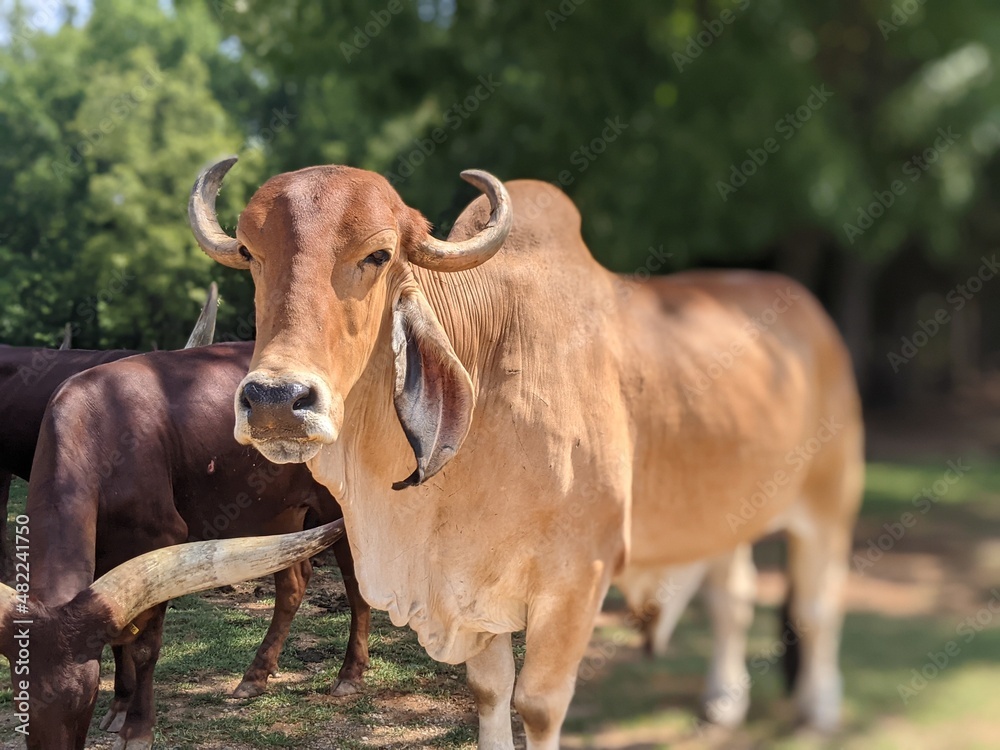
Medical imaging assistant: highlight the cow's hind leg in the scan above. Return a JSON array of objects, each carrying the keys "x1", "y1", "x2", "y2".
[
  {"x1": 701, "y1": 543, "x2": 756, "y2": 728},
  {"x1": 234, "y1": 561, "x2": 311, "y2": 698},
  {"x1": 515, "y1": 573, "x2": 612, "y2": 750},
  {"x1": 330, "y1": 533, "x2": 371, "y2": 696},
  {"x1": 467, "y1": 632, "x2": 516, "y2": 750},
  {"x1": 113, "y1": 603, "x2": 167, "y2": 750},
  {"x1": 99, "y1": 646, "x2": 136, "y2": 732},
  {"x1": 644, "y1": 561, "x2": 709, "y2": 657},
  {"x1": 784, "y1": 417, "x2": 863, "y2": 733},
  {"x1": 785, "y1": 516, "x2": 852, "y2": 732}
]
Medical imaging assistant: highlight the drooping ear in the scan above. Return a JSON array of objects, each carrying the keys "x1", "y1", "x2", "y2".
[{"x1": 391, "y1": 283, "x2": 475, "y2": 490}]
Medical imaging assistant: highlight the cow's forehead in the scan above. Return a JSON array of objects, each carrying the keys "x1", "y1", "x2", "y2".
[{"x1": 238, "y1": 165, "x2": 400, "y2": 249}]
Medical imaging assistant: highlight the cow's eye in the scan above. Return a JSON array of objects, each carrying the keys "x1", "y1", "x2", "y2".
[
  {"x1": 238, "y1": 245, "x2": 253, "y2": 262},
  {"x1": 362, "y1": 249, "x2": 391, "y2": 268}
]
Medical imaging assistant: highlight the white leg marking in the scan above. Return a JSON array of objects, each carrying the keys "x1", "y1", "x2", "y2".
[
  {"x1": 788, "y1": 523, "x2": 849, "y2": 732},
  {"x1": 702, "y1": 544, "x2": 756, "y2": 728}
]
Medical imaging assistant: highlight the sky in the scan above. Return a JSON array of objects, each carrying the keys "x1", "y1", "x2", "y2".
[{"x1": 0, "y1": 0, "x2": 92, "y2": 44}]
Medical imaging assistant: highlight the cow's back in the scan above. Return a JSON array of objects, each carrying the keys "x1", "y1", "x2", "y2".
[{"x1": 0, "y1": 347, "x2": 136, "y2": 477}]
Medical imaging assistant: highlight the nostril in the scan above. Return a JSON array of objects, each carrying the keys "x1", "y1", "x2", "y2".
[
  {"x1": 241, "y1": 379, "x2": 315, "y2": 415},
  {"x1": 292, "y1": 387, "x2": 316, "y2": 412},
  {"x1": 241, "y1": 381, "x2": 267, "y2": 410}
]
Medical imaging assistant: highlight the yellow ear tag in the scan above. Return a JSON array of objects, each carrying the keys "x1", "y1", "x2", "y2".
[{"x1": 128, "y1": 622, "x2": 140, "y2": 636}]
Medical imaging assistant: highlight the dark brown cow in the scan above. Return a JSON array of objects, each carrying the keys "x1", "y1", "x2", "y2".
[
  {"x1": 0, "y1": 282, "x2": 219, "y2": 559},
  {"x1": 1, "y1": 343, "x2": 370, "y2": 750},
  {"x1": 0, "y1": 346, "x2": 137, "y2": 479},
  {"x1": 0, "y1": 346, "x2": 138, "y2": 575}
]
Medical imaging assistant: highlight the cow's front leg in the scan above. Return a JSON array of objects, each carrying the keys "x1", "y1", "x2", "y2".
[
  {"x1": 234, "y1": 561, "x2": 311, "y2": 698},
  {"x1": 515, "y1": 574, "x2": 611, "y2": 750},
  {"x1": 112, "y1": 603, "x2": 167, "y2": 750},
  {"x1": 99, "y1": 645, "x2": 135, "y2": 732},
  {"x1": 331, "y1": 533, "x2": 371, "y2": 696},
  {"x1": 466, "y1": 632, "x2": 515, "y2": 750}
]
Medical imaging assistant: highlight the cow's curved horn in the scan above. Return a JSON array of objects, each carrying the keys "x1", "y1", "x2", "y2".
[
  {"x1": 188, "y1": 156, "x2": 248, "y2": 270},
  {"x1": 184, "y1": 282, "x2": 219, "y2": 348},
  {"x1": 407, "y1": 170, "x2": 512, "y2": 273},
  {"x1": 88, "y1": 520, "x2": 345, "y2": 633},
  {"x1": 59, "y1": 322, "x2": 72, "y2": 350}
]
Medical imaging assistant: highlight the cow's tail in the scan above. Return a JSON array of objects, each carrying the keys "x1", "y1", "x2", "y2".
[{"x1": 780, "y1": 582, "x2": 800, "y2": 694}]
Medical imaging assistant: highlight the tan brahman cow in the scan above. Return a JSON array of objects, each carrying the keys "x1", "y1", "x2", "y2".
[{"x1": 186, "y1": 158, "x2": 863, "y2": 749}]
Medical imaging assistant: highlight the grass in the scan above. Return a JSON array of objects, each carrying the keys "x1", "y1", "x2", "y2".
[{"x1": 2, "y1": 459, "x2": 1000, "y2": 749}]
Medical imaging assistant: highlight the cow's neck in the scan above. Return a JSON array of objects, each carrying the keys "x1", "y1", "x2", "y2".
[
  {"x1": 308, "y1": 363, "x2": 489, "y2": 662},
  {"x1": 306, "y1": 269, "x2": 505, "y2": 662},
  {"x1": 25, "y1": 473, "x2": 98, "y2": 607}
]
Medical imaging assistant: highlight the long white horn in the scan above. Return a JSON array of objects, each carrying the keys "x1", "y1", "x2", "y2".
[
  {"x1": 89, "y1": 520, "x2": 345, "y2": 633},
  {"x1": 184, "y1": 282, "x2": 219, "y2": 348},
  {"x1": 407, "y1": 170, "x2": 512, "y2": 273}
]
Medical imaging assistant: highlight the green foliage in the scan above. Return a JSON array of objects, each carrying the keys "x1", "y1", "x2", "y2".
[
  {"x1": 0, "y1": 0, "x2": 998, "y2": 374},
  {"x1": 0, "y1": 0, "x2": 258, "y2": 348}
]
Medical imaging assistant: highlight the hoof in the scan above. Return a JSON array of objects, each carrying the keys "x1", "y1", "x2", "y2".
[
  {"x1": 702, "y1": 688, "x2": 749, "y2": 729},
  {"x1": 330, "y1": 678, "x2": 362, "y2": 697},
  {"x1": 100, "y1": 708, "x2": 128, "y2": 733},
  {"x1": 796, "y1": 703, "x2": 841, "y2": 734},
  {"x1": 112, "y1": 736, "x2": 154, "y2": 750},
  {"x1": 232, "y1": 679, "x2": 268, "y2": 698},
  {"x1": 794, "y1": 678, "x2": 842, "y2": 733}
]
